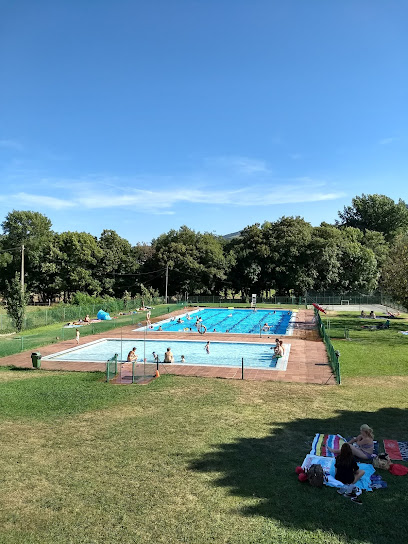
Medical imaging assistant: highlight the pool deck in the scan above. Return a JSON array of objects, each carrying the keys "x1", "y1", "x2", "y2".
[{"x1": 0, "y1": 310, "x2": 336, "y2": 385}]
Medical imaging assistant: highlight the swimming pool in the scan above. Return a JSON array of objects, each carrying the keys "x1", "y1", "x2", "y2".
[
  {"x1": 137, "y1": 308, "x2": 294, "y2": 335},
  {"x1": 43, "y1": 338, "x2": 290, "y2": 371}
]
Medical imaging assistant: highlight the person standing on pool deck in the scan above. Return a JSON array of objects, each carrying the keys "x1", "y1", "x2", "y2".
[
  {"x1": 75, "y1": 328, "x2": 80, "y2": 344},
  {"x1": 205, "y1": 341, "x2": 210, "y2": 354}
]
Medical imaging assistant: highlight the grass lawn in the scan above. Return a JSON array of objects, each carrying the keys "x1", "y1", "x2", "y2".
[
  {"x1": 0, "y1": 368, "x2": 407, "y2": 544},
  {"x1": 323, "y1": 312, "x2": 408, "y2": 379}
]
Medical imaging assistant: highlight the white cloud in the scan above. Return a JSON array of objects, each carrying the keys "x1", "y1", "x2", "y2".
[
  {"x1": 205, "y1": 156, "x2": 271, "y2": 175},
  {"x1": 0, "y1": 155, "x2": 345, "y2": 214},
  {"x1": 379, "y1": 137, "x2": 397, "y2": 145},
  {"x1": 74, "y1": 185, "x2": 344, "y2": 209},
  {"x1": 10, "y1": 192, "x2": 75, "y2": 210},
  {"x1": 0, "y1": 139, "x2": 23, "y2": 151}
]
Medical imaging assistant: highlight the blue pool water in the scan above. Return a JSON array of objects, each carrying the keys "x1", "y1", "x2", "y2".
[
  {"x1": 44, "y1": 338, "x2": 290, "y2": 370},
  {"x1": 144, "y1": 308, "x2": 293, "y2": 335}
]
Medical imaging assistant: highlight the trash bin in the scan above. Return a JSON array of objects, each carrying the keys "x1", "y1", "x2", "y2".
[{"x1": 31, "y1": 352, "x2": 42, "y2": 369}]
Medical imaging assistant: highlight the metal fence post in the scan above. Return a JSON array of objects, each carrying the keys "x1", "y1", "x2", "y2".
[{"x1": 241, "y1": 358, "x2": 244, "y2": 380}]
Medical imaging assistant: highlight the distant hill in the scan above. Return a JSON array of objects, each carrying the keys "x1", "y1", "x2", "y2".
[{"x1": 222, "y1": 230, "x2": 242, "y2": 240}]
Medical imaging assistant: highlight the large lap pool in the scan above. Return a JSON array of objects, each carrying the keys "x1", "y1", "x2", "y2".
[
  {"x1": 137, "y1": 308, "x2": 295, "y2": 335},
  {"x1": 43, "y1": 338, "x2": 290, "y2": 371}
]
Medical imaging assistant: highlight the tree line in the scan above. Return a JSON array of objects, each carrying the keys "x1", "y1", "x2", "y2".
[{"x1": 1, "y1": 194, "x2": 408, "y2": 307}]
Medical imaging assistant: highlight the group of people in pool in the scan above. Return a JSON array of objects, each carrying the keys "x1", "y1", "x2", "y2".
[
  {"x1": 152, "y1": 341, "x2": 210, "y2": 365},
  {"x1": 271, "y1": 338, "x2": 285, "y2": 358}
]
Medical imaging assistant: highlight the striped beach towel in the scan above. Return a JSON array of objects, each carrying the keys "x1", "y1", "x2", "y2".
[
  {"x1": 384, "y1": 440, "x2": 408, "y2": 461},
  {"x1": 310, "y1": 434, "x2": 345, "y2": 457}
]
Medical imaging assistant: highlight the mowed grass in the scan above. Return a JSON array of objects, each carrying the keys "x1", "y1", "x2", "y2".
[
  {"x1": 323, "y1": 312, "x2": 408, "y2": 378},
  {"x1": 0, "y1": 367, "x2": 407, "y2": 544}
]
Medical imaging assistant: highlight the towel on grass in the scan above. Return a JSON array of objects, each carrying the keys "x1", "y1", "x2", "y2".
[
  {"x1": 302, "y1": 454, "x2": 376, "y2": 491},
  {"x1": 310, "y1": 434, "x2": 345, "y2": 457},
  {"x1": 384, "y1": 440, "x2": 408, "y2": 461}
]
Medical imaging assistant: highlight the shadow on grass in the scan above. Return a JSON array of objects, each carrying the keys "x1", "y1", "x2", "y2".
[
  {"x1": 190, "y1": 408, "x2": 408, "y2": 544},
  {"x1": 328, "y1": 315, "x2": 408, "y2": 340},
  {"x1": 7, "y1": 365, "x2": 36, "y2": 372}
]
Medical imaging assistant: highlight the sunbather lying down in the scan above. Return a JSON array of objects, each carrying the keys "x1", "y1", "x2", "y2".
[{"x1": 361, "y1": 320, "x2": 390, "y2": 330}]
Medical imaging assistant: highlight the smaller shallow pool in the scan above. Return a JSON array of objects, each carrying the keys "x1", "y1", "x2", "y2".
[{"x1": 43, "y1": 338, "x2": 290, "y2": 371}]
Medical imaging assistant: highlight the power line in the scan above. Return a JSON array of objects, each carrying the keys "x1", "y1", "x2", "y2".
[{"x1": 104, "y1": 267, "x2": 167, "y2": 277}]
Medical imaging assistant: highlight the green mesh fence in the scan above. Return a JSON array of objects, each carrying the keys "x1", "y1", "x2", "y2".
[
  {"x1": 187, "y1": 292, "x2": 385, "y2": 306},
  {"x1": 0, "y1": 304, "x2": 180, "y2": 360},
  {"x1": 0, "y1": 297, "x2": 167, "y2": 334},
  {"x1": 314, "y1": 308, "x2": 341, "y2": 384},
  {"x1": 380, "y1": 297, "x2": 408, "y2": 313},
  {"x1": 106, "y1": 354, "x2": 118, "y2": 382}
]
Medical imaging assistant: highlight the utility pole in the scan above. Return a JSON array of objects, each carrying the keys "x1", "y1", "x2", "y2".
[
  {"x1": 21, "y1": 244, "x2": 25, "y2": 294},
  {"x1": 165, "y1": 263, "x2": 169, "y2": 304}
]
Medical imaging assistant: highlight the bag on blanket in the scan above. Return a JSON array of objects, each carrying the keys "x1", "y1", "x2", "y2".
[
  {"x1": 308, "y1": 464, "x2": 324, "y2": 487},
  {"x1": 373, "y1": 453, "x2": 391, "y2": 471}
]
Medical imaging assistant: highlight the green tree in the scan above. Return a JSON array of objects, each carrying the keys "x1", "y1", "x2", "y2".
[
  {"x1": 309, "y1": 226, "x2": 343, "y2": 291},
  {"x1": 361, "y1": 229, "x2": 389, "y2": 270},
  {"x1": 4, "y1": 273, "x2": 29, "y2": 331},
  {"x1": 147, "y1": 226, "x2": 227, "y2": 296},
  {"x1": 0, "y1": 210, "x2": 54, "y2": 297},
  {"x1": 337, "y1": 194, "x2": 408, "y2": 240},
  {"x1": 381, "y1": 234, "x2": 408, "y2": 307},
  {"x1": 263, "y1": 217, "x2": 315, "y2": 296},
  {"x1": 55, "y1": 232, "x2": 103, "y2": 300},
  {"x1": 227, "y1": 218, "x2": 315, "y2": 297},
  {"x1": 335, "y1": 228, "x2": 379, "y2": 291},
  {"x1": 96, "y1": 230, "x2": 136, "y2": 297}
]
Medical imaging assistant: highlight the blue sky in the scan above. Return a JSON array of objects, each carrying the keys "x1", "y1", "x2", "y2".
[{"x1": 1, "y1": 0, "x2": 407, "y2": 244}]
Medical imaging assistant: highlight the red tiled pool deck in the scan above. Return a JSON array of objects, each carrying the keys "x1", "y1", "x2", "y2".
[{"x1": 0, "y1": 310, "x2": 336, "y2": 385}]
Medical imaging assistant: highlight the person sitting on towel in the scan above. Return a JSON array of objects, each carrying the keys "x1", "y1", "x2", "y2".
[
  {"x1": 334, "y1": 443, "x2": 365, "y2": 486},
  {"x1": 329, "y1": 424, "x2": 374, "y2": 459}
]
